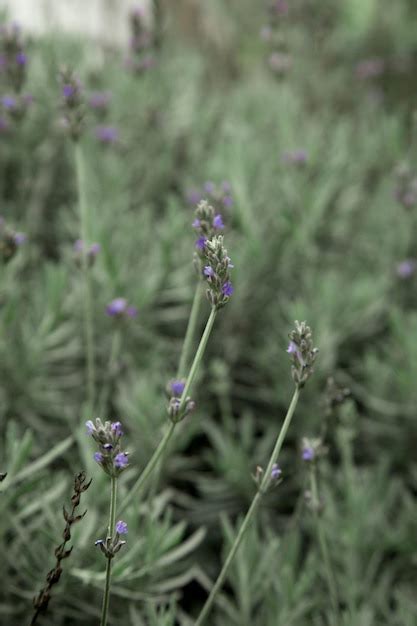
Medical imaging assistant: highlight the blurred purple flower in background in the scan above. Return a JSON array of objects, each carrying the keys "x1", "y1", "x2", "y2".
[
  {"x1": 106, "y1": 298, "x2": 138, "y2": 318},
  {"x1": 95, "y1": 125, "x2": 119, "y2": 144},
  {"x1": 397, "y1": 259, "x2": 416, "y2": 279},
  {"x1": 115, "y1": 520, "x2": 128, "y2": 535}
]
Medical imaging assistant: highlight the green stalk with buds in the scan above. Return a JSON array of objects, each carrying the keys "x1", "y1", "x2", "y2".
[{"x1": 195, "y1": 321, "x2": 318, "y2": 625}]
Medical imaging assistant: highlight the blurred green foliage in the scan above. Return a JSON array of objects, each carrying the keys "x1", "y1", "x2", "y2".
[{"x1": 1, "y1": 1, "x2": 417, "y2": 624}]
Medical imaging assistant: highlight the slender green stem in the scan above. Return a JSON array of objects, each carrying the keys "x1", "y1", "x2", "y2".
[
  {"x1": 310, "y1": 467, "x2": 340, "y2": 625},
  {"x1": 74, "y1": 142, "x2": 95, "y2": 414},
  {"x1": 177, "y1": 283, "x2": 203, "y2": 379},
  {"x1": 100, "y1": 476, "x2": 117, "y2": 626},
  {"x1": 119, "y1": 307, "x2": 218, "y2": 514},
  {"x1": 195, "y1": 386, "x2": 301, "y2": 626},
  {"x1": 98, "y1": 329, "x2": 122, "y2": 415}
]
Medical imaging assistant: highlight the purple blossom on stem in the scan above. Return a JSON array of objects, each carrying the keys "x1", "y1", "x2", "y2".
[
  {"x1": 95, "y1": 125, "x2": 119, "y2": 144},
  {"x1": 302, "y1": 446, "x2": 315, "y2": 462},
  {"x1": 94, "y1": 452, "x2": 103, "y2": 463},
  {"x1": 222, "y1": 281, "x2": 234, "y2": 297},
  {"x1": 2, "y1": 95, "x2": 17, "y2": 110},
  {"x1": 271, "y1": 463, "x2": 282, "y2": 479},
  {"x1": 397, "y1": 259, "x2": 416, "y2": 279},
  {"x1": 86, "y1": 420, "x2": 95, "y2": 434},
  {"x1": 222, "y1": 195, "x2": 233, "y2": 208},
  {"x1": 213, "y1": 214, "x2": 225, "y2": 230},
  {"x1": 192, "y1": 218, "x2": 201, "y2": 228},
  {"x1": 204, "y1": 265, "x2": 215, "y2": 278},
  {"x1": 15, "y1": 51, "x2": 27, "y2": 66},
  {"x1": 111, "y1": 421, "x2": 123, "y2": 437},
  {"x1": 62, "y1": 84, "x2": 75, "y2": 99},
  {"x1": 195, "y1": 236, "x2": 207, "y2": 250},
  {"x1": 171, "y1": 380, "x2": 185, "y2": 396},
  {"x1": 114, "y1": 452, "x2": 129, "y2": 469},
  {"x1": 115, "y1": 520, "x2": 128, "y2": 535}
]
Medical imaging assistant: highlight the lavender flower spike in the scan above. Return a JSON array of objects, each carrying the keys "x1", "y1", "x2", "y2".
[{"x1": 271, "y1": 463, "x2": 282, "y2": 479}]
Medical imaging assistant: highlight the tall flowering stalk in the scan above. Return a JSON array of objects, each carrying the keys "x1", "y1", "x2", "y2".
[
  {"x1": 195, "y1": 321, "x2": 318, "y2": 625},
  {"x1": 60, "y1": 69, "x2": 96, "y2": 413},
  {"x1": 86, "y1": 419, "x2": 129, "y2": 626},
  {"x1": 119, "y1": 203, "x2": 233, "y2": 513}
]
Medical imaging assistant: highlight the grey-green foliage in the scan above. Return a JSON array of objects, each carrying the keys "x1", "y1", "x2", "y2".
[{"x1": 1, "y1": 0, "x2": 417, "y2": 623}]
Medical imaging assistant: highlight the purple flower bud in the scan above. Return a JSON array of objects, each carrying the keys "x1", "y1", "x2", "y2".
[
  {"x1": 13, "y1": 232, "x2": 26, "y2": 245},
  {"x1": 213, "y1": 214, "x2": 225, "y2": 230},
  {"x1": 111, "y1": 421, "x2": 123, "y2": 436},
  {"x1": 62, "y1": 84, "x2": 75, "y2": 99},
  {"x1": 94, "y1": 452, "x2": 103, "y2": 463},
  {"x1": 16, "y1": 51, "x2": 27, "y2": 66},
  {"x1": 114, "y1": 452, "x2": 129, "y2": 468},
  {"x1": 95, "y1": 126, "x2": 119, "y2": 144},
  {"x1": 2, "y1": 95, "x2": 17, "y2": 110},
  {"x1": 222, "y1": 195, "x2": 233, "y2": 208},
  {"x1": 115, "y1": 520, "x2": 128, "y2": 535},
  {"x1": 287, "y1": 341, "x2": 298, "y2": 354},
  {"x1": 106, "y1": 298, "x2": 127, "y2": 316},
  {"x1": 397, "y1": 259, "x2": 416, "y2": 279},
  {"x1": 171, "y1": 380, "x2": 185, "y2": 396},
  {"x1": 89, "y1": 91, "x2": 111, "y2": 110},
  {"x1": 302, "y1": 446, "x2": 315, "y2": 462},
  {"x1": 222, "y1": 281, "x2": 234, "y2": 297},
  {"x1": 89, "y1": 243, "x2": 100, "y2": 256},
  {"x1": 195, "y1": 236, "x2": 207, "y2": 250},
  {"x1": 86, "y1": 420, "x2": 95, "y2": 434},
  {"x1": 204, "y1": 181, "x2": 215, "y2": 194},
  {"x1": 204, "y1": 265, "x2": 215, "y2": 278},
  {"x1": 192, "y1": 218, "x2": 201, "y2": 228},
  {"x1": 126, "y1": 306, "x2": 138, "y2": 318},
  {"x1": 271, "y1": 463, "x2": 282, "y2": 479}
]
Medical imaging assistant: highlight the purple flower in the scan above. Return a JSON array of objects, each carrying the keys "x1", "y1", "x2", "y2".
[
  {"x1": 204, "y1": 265, "x2": 215, "y2": 278},
  {"x1": 62, "y1": 84, "x2": 75, "y2": 99},
  {"x1": 15, "y1": 51, "x2": 27, "y2": 66},
  {"x1": 114, "y1": 452, "x2": 129, "y2": 468},
  {"x1": 204, "y1": 181, "x2": 215, "y2": 194},
  {"x1": 187, "y1": 189, "x2": 203, "y2": 205},
  {"x1": 213, "y1": 214, "x2": 225, "y2": 230},
  {"x1": 115, "y1": 520, "x2": 128, "y2": 535},
  {"x1": 94, "y1": 452, "x2": 103, "y2": 463},
  {"x1": 195, "y1": 236, "x2": 207, "y2": 250},
  {"x1": 222, "y1": 281, "x2": 234, "y2": 297},
  {"x1": 171, "y1": 380, "x2": 185, "y2": 396},
  {"x1": 13, "y1": 232, "x2": 26, "y2": 245},
  {"x1": 86, "y1": 420, "x2": 95, "y2": 434},
  {"x1": 89, "y1": 243, "x2": 101, "y2": 256},
  {"x1": 271, "y1": 463, "x2": 282, "y2": 479},
  {"x1": 302, "y1": 446, "x2": 315, "y2": 462},
  {"x1": 2, "y1": 95, "x2": 17, "y2": 110},
  {"x1": 89, "y1": 91, "x2": 111, "y2": 110},
  {"x1": 111, "y1": 421, "x2": 123, "y2": 437},
  {"x1": 287, "y1": 341, "x2": 298, "y2": 355},
  {"x1": 126, "y1": 306, "x2": 138, "y2": 318},
  {"x1": 95, "y1": 126, "x2": 119, "y2": 144},
  {"x1": 106, "y1": 298, "x2": 128, "y2": 316},
  {"x1": 222, "y1": 195, "x2": 233, "y2": 208},
  {"x1": 397, "y1": 259, "x2": 416, "y2": 279},
  {"x1": 192, "y1": 218, "x2": 201, "y2": 228}
]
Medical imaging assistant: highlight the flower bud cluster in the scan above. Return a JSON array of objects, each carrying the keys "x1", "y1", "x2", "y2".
[
  {"x1": 95, "y1": 520, "x2": 128, "y2": 559},
  {"x1": 0, "y1": 24, "x2": 33, "y2": 130},
  {"x1": 261, "y1": 2, "x2": 292, "y2": 77},
  {"x1": 187, "y1": 181, "x2": 233, "y2": 212},
  {"x1": 287, "y1": 320, "x2": 318, "y2": 387},
  {"x1": 252, "y1": 462, "x2": 282, "y2": 492},
  {"x1": 73, "y1": 239, "x2": 100, "y2": 267},
  {"x1": 0, "y1": 216, "x2": 26, "y2": 262},
  {"x1": 86, "y1": 419, "x2": 130, "y2": 477},
  {"x1": 59, "y1": 67, "x2": 85, "y2": 141},
  {"x1": 192, "y1": 200, "x2": 225, "y2": 260},
  {"x1": 202, "y1": 235, "x2": 234, "y2": 310},
  {"x1": 301, "y1": 436, "x2": 325, "y2": 463},
  {"x1": 126, "y1": 5, "x2": 155, "y2": 74}
]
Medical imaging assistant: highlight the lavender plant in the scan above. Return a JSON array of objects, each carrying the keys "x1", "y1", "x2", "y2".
[
  {"x1": 86, "y1": 419, "x2": 129, "y2": 626},
  {"x1": 195, "y1": 320, "x2": 318, "y2": 625}
]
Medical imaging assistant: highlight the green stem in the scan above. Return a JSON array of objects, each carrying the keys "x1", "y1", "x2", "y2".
[
  {"x1": 100, "y1": 476, "x2": 117, "y2": 626},
  {"x1": 98, "y1": 329, "x2": 122, "y2": 416},
  {"x1": 74, "y1": 142, "x2": 95, "y2": 414},
  {"x1": 310, "y1": 467, "x2": 340, "y2": 625},
  {"x1": 119, "y1": 307, "x2": 218, "y2": 514},
  {"x1": 195, "y1": 386, "x2": 301, "y2": 626},
  {"x1": 177, "y1": 283, "x2": 203, "y2": 379}
]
